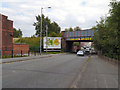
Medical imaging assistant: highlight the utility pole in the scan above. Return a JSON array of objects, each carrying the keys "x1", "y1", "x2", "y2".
[
  {"x1": 40, "y1": 7, "x2": 51, "y2": 55},
  {"x1": 40, "y1": 7, "x2": 43, "y2": 55},
  {"x1": 46, "y1": 25, "x2": 48, "y2": 52}
]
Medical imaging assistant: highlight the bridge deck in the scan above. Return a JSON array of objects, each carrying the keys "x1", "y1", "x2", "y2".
[
  {"x1": 62, "y1": 29, "x2": 94, "y2": 38},
  {"x1": 62, "y1": 29, "x2": 94, "y2": 41}
]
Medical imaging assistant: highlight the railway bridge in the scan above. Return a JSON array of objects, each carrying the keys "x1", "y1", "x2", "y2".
[{"x1": 61, "y1": 29, "x2": 95, "y2": 52}]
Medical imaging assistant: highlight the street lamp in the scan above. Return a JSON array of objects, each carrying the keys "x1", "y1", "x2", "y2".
[{"x1": 40, "y1": 7, "x2": 51, "y2": 55}]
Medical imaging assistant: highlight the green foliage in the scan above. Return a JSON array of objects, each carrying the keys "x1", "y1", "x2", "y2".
[
  {"x1": 48, "y1": 32, "x2": 62, "y2": 37},
  {"x1": 2, "y1": 55, "x2": 28, "y2": 59},
  {"x1": 49, "y1": 32, "x2": 57, "y2": 37},
  {"x1": 74, "y1": 26, "x2": 81, "y2": 31},
  {"x1": 15, "y1": 37, "x2": 41, "y2": 52},
  {"x1": 64, "y1": 26, "x2": 82, "y2": 31},
  {"x1": 65, "y1": 28, "x2": 69, "y2": 31},
  {"x1": 69, "y1": 27, "x2": 74, "y2": 31},
  {"x1": 33, "y1": 14, "x2": 61, "y2": 37},
  {"x1": 91, "y1": 26, "x2": 97, "y2": 30},
  {"x1": 93, "y1": 0, "x2": 120, "y2": 60},
  {"x1": 64, "y1": 27, "x2": 74, "y2": 31},
  {"x1": 73, "y1": 42, "x2": 79, "y2": 46},
  {"x1": 45, "y1": 52, "x2": 62, "y2": 54},
  {"x1": 16, "y1": 14, "x2": 62, "y2": 52},
  {"x1": 13, "y1": 28, "x2": 22, "y2": 38}
]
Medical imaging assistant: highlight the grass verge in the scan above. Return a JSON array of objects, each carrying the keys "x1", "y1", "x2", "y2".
[{"x1": 2, "y1": 55, "x2": 28, "y2": 59}]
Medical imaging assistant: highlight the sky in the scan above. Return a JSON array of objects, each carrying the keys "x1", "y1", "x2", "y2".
[{"x1": 0, "y1": 0, "x2": 114, "y2": 37}]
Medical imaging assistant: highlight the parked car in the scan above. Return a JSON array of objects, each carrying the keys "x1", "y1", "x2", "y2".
[{"x1": 77, "y1": 50, "x2": 84, "y2": 56}]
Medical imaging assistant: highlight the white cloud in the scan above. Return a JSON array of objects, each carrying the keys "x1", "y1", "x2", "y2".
[{"x1": 0, "y1": 0, "x2": 112, "y2": 37}]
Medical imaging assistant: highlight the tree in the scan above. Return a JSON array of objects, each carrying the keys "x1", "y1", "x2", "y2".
[
  {"x1": 64, "y1": 26, "x2": 81, "y2": 32},
  {"x1": 74, "y1": 26, "x2": 81, "y2": 31},
  {"x1": 93, "y1": 0, "x2": 120, "y2": 60},
  {"x1": 13, "y1": 28, "x2": 22, "y2": 38},
  {"x1": 69, "y1": 27, "x2": 73, "y2": 31},
  {"x1": 65, "y1": 28, "x2": 68, "y2": 31},
  {"x1": 33, "y1": 14, "x2": 61, "y2": 37},
  {"x1": 49, "y1": 32, "x2": 57, "y2": 37},
  {"x1": 91, "y1": 26, "x2": 97, "y2": 30},
  {"x1": 49, "y1": 21, "x2": 61, "y2": 34}
]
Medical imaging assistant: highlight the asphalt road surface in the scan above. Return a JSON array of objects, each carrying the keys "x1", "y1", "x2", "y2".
[{"x1": 2, "y1": 54, "x2": 118, "y2": 88}]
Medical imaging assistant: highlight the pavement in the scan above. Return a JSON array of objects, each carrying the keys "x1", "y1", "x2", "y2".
[
  {"x1": 2, "y1": 53, "x2": 68, "y2": 63},
  {"x1": 75, "y1": 55, "x2": 118, "y2": 88},
  {"x1": 2, "y1": 54, "x2": 58, "y2": 63},
  {"x1": 2, "y1": 54, "x2": 118, "y2": 88}
]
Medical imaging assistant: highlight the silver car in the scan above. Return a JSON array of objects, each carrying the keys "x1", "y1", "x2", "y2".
[{"x1": 77, "y1": 50, "x2": 84, "y2": 56}]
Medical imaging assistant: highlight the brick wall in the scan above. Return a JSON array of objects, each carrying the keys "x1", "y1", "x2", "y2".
[
  {"x1": 0, "y1": 14, "x2": 2, "y2": 56},
  {"x1": 13, "y1": 44, "x2": 29, "y2": 55},
  {"x1": 1, "y1": 14, "x2": 13, "y2": 56},
  {"x1": 1, "y1": 14, "x2": 29, "y2": 56},
  {"x1": 61, "y1": 38, "x2": 66, "y2": 51}
]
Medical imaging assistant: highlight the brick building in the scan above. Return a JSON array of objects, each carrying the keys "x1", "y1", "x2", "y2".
[
  {"x1": 1, "y1": 14, "x2": 29, "y2": 56},
  {"x1": 0, "y1": 14, "x2": 2, "y2": 56},
  {"x1": 1, "y1": 14, "x2": 13, "y2": 56}
]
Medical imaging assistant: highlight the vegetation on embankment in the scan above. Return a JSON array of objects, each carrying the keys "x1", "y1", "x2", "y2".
[
  {"x1": 14, "y1": 14, "x2": 62, "y2": 52},
  {"x1": 92, "y1": 0, "x2": 120, "y2": 60},
  {"x1": 15, "y1": 37, "x2": 40, "y2": 51},
  {"x1": 14, "y1": 37, "x2": 64, "y2": 53},
  {"x1": 2, "y1": 55, "x2": 28, "y2": 59},
  {"x1": 43, "y1": 52, "x2": 64, "y2": 54}
]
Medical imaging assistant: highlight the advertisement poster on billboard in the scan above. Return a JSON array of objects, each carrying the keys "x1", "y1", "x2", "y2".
[{"x1": 43, "y1": 37, "x2": 61, "y2": 49}]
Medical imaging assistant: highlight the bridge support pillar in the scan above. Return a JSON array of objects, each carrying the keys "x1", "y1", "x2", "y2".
[
  {"x1": 66, "y1": 41, "x2": 73, "y2": 52},
  {"x1": 61, "y1": 38, "x2": 67, "y2": 51}
]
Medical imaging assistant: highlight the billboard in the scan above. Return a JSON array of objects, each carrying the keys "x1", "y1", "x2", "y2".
[{"x1": 43, "y1": 37, "x2": 61, "y2": 49}]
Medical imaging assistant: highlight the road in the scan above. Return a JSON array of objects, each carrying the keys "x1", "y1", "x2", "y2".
[{"x1": 2, "y1": 54, "x2": 118, "y2": 88}]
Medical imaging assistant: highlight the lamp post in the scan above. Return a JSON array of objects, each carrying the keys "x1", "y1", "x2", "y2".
[
  {"x1": 40, "y1": 7, "x2": 43, "y2": 55},
  {"x1": 40, "y1": 7, "x2": 51, "y2": 55}
]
